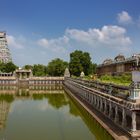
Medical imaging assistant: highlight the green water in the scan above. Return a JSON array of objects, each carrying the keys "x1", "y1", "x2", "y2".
[{"x1": 0, "y1": 86, "x2": 113, "y2": 140}]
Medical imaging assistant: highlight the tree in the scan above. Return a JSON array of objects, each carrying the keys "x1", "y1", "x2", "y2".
[
  {"x1": 5, "y1": 62, "x2": 18, "y2": 73},
  {"x1": 32, "y1": 64, "x2": 47, "y2": 76},
  {"x1": 80, "y1": 52, "x2": 93, "y2": 75},
  {"x1": 0, "y1": 62, "x2": 6, "y2": 72},
  {"x1": 47, "y1": 58, "x2": 68, "y2": 76},
  {"x1": 0, "y1": 62, "x2": 18, "y2": 73},
  {"x1": 92, "y1": 63, "x2": 97, "y2": 74},
  {"x1": 23, "y1": 65, "x2": 33, "y2": 70},
  {"x1": 69, "y1": 56, "x2": 83, "y2": 76},
  {"x1": 69, "y1": 50, "x2": 92, "y2": 76}
]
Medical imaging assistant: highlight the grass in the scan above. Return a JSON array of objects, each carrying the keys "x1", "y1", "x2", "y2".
[
  {"x1": 97, "y1": 74, "x2": 131, "y2": 86},
  {"x1": 71, "y1": 73, "x2": 132, "y2": 86}
]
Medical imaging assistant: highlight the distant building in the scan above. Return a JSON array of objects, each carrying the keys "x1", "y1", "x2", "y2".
[
  {"x1": 96, "y1": 54, "x2": 140, "y2": 76},
  {"x1": 0, "y1": 32, "x2": 12, "y2": 63}
]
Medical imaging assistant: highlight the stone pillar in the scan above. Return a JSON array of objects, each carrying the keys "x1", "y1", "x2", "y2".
[
  {"x1": 80, "y1": 92, "x2": 82, "y2": 98},
  {"x1": 88, "y1": 93, "x2": 90, "y2": 101},
  {"x1": 82, "y1": 92, "x2": 84, "y2": 99},
  {"x1": 89, "y1": 94, "x2": 91, "y2": 103},
  {"x1": 94, "y1": 95, "x2": 96, "y2": 106},
  {"x1": 104, "y1": 99, "x2": 107, "y2": 115},
  {"x1": 23, "y1": 72, "x2": 25, "y2": 79},
  {"x1": 96, "y1": 97, "x2": 98, "y2": 108},
  {"x1": 90, "y1": 94, "x2": 92, "y2": 104},
  {"x1": 114, "y1": 105, "x2": 119, "y2": 123},
  {"x1": 97, "y1": 97, "x2": 100, "y2": 109},
  {"x1": 91, "y1": 94, "x2": 94, "y2": 104},
  {"x1": 100, "y1": 98, "x2": 103, "y2": 111},
  {"x1": 83, "y1": 92, "x2": 86, "y2": 100},
  {"x1": 87, "y1": 93, "x2": 89, "y2": 102},
  {"x1": 90, "y1": 94, "x2": 93, "y2": 104},
  {"x1": 109, "y1": 103, "x2": 112, "y2": 118},
  {"x1": 131, "y1": 111, "x2": 137, "y2": 132},
  {"x1": 86, "y1": 93, "x2": 88, "y2": 101},
  {"x1": 19, "y1": 73, "x2": 22, "y2": 79},
  {"x1": 122, "y1": 108, "x2": 127, "y2": 127},
  {"x1": 84, "y1": 92, "x2": 86, "y2": 99}
]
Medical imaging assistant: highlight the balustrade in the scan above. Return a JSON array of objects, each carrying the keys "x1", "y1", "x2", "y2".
[{"x1": 64, "y1": 78, "x2": 140, "y2": 134}]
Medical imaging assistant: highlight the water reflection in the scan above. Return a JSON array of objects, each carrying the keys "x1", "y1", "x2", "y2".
[
  {"x1": 0, "y1": 100, "x2": 10, "y2": 130},
  {"x1": 68, "y1": 96, "x2": 113, "y2": 140},
  {"x1": 0, "y1": 85, "x2": 113, "y2": 140}
]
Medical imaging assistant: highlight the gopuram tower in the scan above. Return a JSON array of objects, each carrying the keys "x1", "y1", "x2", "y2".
[{"x1": 0, "y1": 32, "x2": 12, "y2": 63}]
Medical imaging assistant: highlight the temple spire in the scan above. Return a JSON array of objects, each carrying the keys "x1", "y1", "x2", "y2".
[{"x1": 0, "y1": 31, "x2": 12, "y2": 63}]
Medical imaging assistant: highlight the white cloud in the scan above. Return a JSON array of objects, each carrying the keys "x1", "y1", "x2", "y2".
[
  {"x1": 37, "y1": 25, "x2": 132, "y2": 53},
  {"x1": 37, "y1": 36, "x2": 69, "y2": 53},
  {"x1": 38, "y1": 38, "x2": 49, "y2": 47},
  {"x1": 7, "y1": 35, "x2": 24, "y2": 49},
  {"x1": 117, "y1": 11, "x2": 133, "y2": 24},
  {"x1": 66, "y1": 25, "x2": 132, "y2": 49}
]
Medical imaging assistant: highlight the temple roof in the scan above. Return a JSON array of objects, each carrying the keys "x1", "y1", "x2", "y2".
[
  {"x1": 97, "y1": 54, "x2": 139, "y2": 68},
  {"x1": 103, "y1": 59, "x2": 113, "y2": 65},
  {"x1": 114, "y1": 54, "x2": 125, "y2": 61}
]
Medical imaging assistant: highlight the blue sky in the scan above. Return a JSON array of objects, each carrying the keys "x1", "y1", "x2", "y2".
[{"x1": 0, "y1": 0, "x2": 140, "y2": 66}]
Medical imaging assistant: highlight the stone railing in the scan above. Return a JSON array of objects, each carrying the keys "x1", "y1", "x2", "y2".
[
  {"x1": 65, "y1": 77, "x2": 140, "y2": 109},
  {"x1": 66, "y1": 77, "x2": 130, "y2": 99},
  {"x1": 64, "y1": 77, "x2": 140, "y2": 136},
  {"x1": 0, "y1": 77, "x2": 17, "y2": 85},
  {"x1": 29, "y1": 77, "x2": 64, "y2": 85},
  {"x1": 30, "y1": 76, "x2": 64, "y2": 80}
]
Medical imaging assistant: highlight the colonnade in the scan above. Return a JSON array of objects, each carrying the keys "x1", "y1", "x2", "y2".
[
  {"x1": 0, "y1": 73, "x2": 13, "y2": 77},
  {"x1": 29, "y1": 80, "x2": 63, "y2": 85},
  {"x1": 18, "y1": 72, "x2": 30, "y2": 79},
  {"x1": 0, "y1": 80, "x2": 17, "y2": 85},
  {"x1": 0, "y1": 78, "x2": 64, "y2": 85},
  {"x1": 65, "y1": 79, "x2": 138, "y2": 133},
  {"x1": 29, "y1": 85, "x2": 63, "y2": 90}
]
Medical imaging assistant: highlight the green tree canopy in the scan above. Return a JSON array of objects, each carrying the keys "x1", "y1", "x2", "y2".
[
  {"x1": 69, "y1": 50, "x2": 93, "y2": 76},
  {"x1": 92, "y1": 63, "x2": 97, "y2": 74},
  {"x1": 23, "y1": 65, "x2": 33, "y2": 70},
  {"x1": 32, "y1": 64, "x2": 47, "y2": 76},
  {"x1": 0, "y1": 62, "x2": 18, "y2": 73},
  {"x1": 47, "y1": 58, "x2": 68, "y2": 76}
]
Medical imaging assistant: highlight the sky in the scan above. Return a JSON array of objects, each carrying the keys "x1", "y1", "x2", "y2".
[{"x1": 0, "y1": 0, "x2": 140, "y2": 66}]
